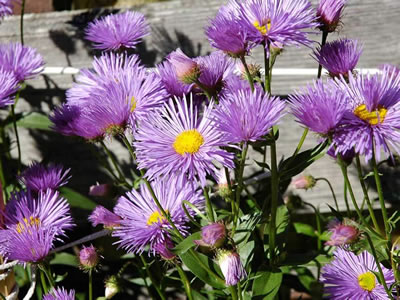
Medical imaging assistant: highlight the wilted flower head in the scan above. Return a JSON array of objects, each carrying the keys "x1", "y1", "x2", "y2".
[
  {"x1": 154, "y1": 238, "x2": 176, "y2": 261},
  {"x1": 292, "y1": 175, "x2": 316, "y2": 190},
  {"x1": 195, "y1": 223, "x2": 226, "y2": 248},
  {"x1": 79, "y1": 244, "x2": 99, "y2": 270},
  {"x1": 89, "y1": 205, "x2": 121, "y2": 229},
  {"x1": 19, "y1": 162, "x2": 71, "y2": 192},
  {"x1": 289, "y1": 79, "x2": 348, "y2": 136},
  {"x1": 217, "y1": 249, "x2": 247, "y2": 286},
  {"x1": 317, "y1": 0, "x2": 347, "y2": 32},
  {"x1": 239, "y1": 0, "x2": 318, "y2": 54},
  {"x1": 313, "y1": 39, "x2": 362, "y2": 78},
  {"x1": 135, "y1": 96, "x2": 234, "y2": 186},
  {"x1": 0, "y1": 190, "x2": 74, "y2": 263},
  {"x1": 167, "y1": 49, "x2": 200, "y2": 84},
  {"x1": 213, "y1": 88, "x2": 285, "y2": 144},
  {"x1": 43, "y1": 287, "x2": 75, "y2": 300},
  {"x1": 0, "y1": 0, "x2": 14, "y2": 19},
  {"x1": 112, "y1": 177, "x2": 204, "y2": 254},
  {"x1": 326, "y1": 219, "x2": 359, "y2": 246},
  {"x1": 0, "y1": 69, "x2": 19, "y2": 108},
  {"x1": 0, "y1": 42, "x2": 44, "y2": 82},
  {"x1": 321, "y1": 248, "x2": 394, "y2": 299},
  {"x1": 85, "y1": 10, "x2": 149, "y2": 51}
]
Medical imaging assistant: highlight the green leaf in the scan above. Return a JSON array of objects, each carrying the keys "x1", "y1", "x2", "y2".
[
  {"x1": 255, "y1": 160, "x2": 271, "y2": 170},
  {"x1": 50, "y1": 252, "x2": 78, "y2": 267},
  {"x1": 293, "y1": 222, "x2": 316, "y2": 237},
  {"x1": 252, "y1": 268, "x2": 282, "y2": 299},
  {"x1": 295, "y1": 267, "x2": 315, "y2": 291},
  {"x1": 173, "y1": 231, "x2": 201, "y2": 255},
  {"x1": 234, "y1": 212, "x2": 262, "y2": 244},
  {"x1": 388, "y1": 211, "x2": 400, "y2": 233},
  {"x1": 265, "y1": 206, "x2": 289, "y2": 235},
  {"x1": 59, "y1": 187, "x2": 97, "y2": 210},
  {"x1": 179, "y1": 251, "x2": 226, "y2": 289},
  {"x1": 10, "y1": 112, "x2": 52, "y2": 131}
]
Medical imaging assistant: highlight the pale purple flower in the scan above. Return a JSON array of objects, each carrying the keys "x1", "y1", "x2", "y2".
[
  {"x1": 85, "y1": 10, "x2": 149, "y2": 51},
  {"x1": 112, "y1": 177, "x2": 204, "y2": 254},
  {"x1": 0, "y1": 69, "x2": 19, "y2": 108},
  {"x1": 89, "y1": 183, "x2": 112, "y2": 197},
  {"x1": 213, "y1": 88, "x2": 285, "y2": 144},
  {"x1": 134, "y1": 96, "x2": 234, "y2": 186},
  {"x1": 157, "y1": 60, "x2": 193, "y2": 98},
  {"x1": 239, "y1": 0, "x2": 318, "y2": 54},
  {"x1": 326, "y1": 220, "x2": 359, "y2": 246},
  {"x1": 292, "y1": 175, "x2": 316, "y2": 190},
  {"x1": 19, "y1": 162, "x2": 71, "y2": 192},
  {"x1": 43, "y1": 287, "x2": 75, "y2": 300},
  {"x1": 194, "y1": 223, "x2": 226, "y2": 248},
  {"x1": 0, "y1": 0, "x2": 13, "y2": 19},
  {"x1": 217, "y1": 250, "x2": 247, "y2": 286},
  {"x1": 317, "y1": 0, "x2": 347, "y2": 32},
  {"x1": 313, "y1": 39, "x2": 362, "y2": 77},
  {"x1": 0, "y1": 42, "x2": 44, "y2": 81},
  {"x1": 154, "y1": 238, "x2": 176, "y2": 260},
  {"x1": 167, "y1": 48, "x2": 200, "y2": 84},
  {"x1": 321, "y1": 248, "x2": 394, "y2": 299},
  {"x1": 89, "y1": 206, "x2": 121, "y2": 228},
  {"x1": 79, "y1": 245, "x2": 99, "y2": 269}
]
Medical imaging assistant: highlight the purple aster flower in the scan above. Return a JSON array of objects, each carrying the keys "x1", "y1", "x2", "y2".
[
  {"x1": 327, "y1": 147, "x2": 355, "y2": 165},
  {"x1": 0, "y1": 42, "x2": 44, "y2": 82},
  {"x1": 157, "y1": 60, "x2": 193, "y2": 98},
  {"x1": 0, "y1": 69, "x2": 19, "y2": 108},
  {"x1": 135, "y1": 96, "x2": 234, "y2": 186},
  {"x1": 89, "y1": 183, "x2": 112, "y2": 197},
  {"x1": 321, "y1": 248, "x2": 394, "y2": 299},
  {"x1": 206, "y1": 1, "x2": 253, "y2": 58},
  {"x1": 289, "y1": 79, "x2": 348, "y2": 136},
  {"x1": 0, "y1": 190, "x2": 74, "y2": 263},
  {"x1": 19, "y1": 162, "x2": 71, "y2": 192},
  {"x1": 213, "y1": 88, "x2": 285, "y2": 144},
  {"x1": 317, "y1": 0, "x2": 347, "y2": 32},
  {"x1": 112, "y1": 177, "x2": 204, "y2": 254},
  {"x1": 325, "y1": 219, "x2": 359, "y2": 246},
  {"x1": 154, "y1": 238, "x2": 176, "y2": 260},
  {"x1": 194, "y1": 223, "x2": 226, "y2": 248},
  {"x1": 89, "y1": 205, "x2": 121, "y2": 228},
  {"x1": 167, "y1": 48, "x2": 200, "y2": 84},
  {"x1": 85, "y1": 10, "x2": 149, "y2": 51},
  {"x1": 43, "y1": 287, "x2": 75, "y2": 300},
  {"x1": 0, "y1": 0, "x2": 13, "y2": 19},
  {"x1": 333, "y1": 69, "x2": 400, "y2": 161},
  {"x1": 79, "y1": 244, "x2": 99, "y2": 270},
  {"x1": 239, "y1": 0, "x2": 318, "y2": 54},
  {"x1": 313, "y1": 39, "x2": 362, "y2": 78},
  {"x1": 50, "y1": 104, "x2": 81, "y2": 136},
  {"x1": 217, "y1": 249, "x2": 247, "y2": 286}
]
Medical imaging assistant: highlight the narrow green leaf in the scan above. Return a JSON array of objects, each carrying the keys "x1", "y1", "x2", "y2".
[
  {"x1": 11, "y1": 112, "x2": 52, "y2": 131},
  {"x1": 173, "y1": 231, "x2": 201, "y2": 255},
  {"x1": 252, "y1": 268, "x2": 282, "y2": 299},
  {"x1": 59, "y1": 187, "x2": 97, "y2": 210},
  {"x1": 293, "y1": 222, "x2": 316, "y2": 237},
  {"x1": 50, "y1": 252, "x2": 78, "y2": 267}
]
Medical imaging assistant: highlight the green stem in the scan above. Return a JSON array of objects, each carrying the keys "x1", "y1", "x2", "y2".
[
  {"x1": 291, "y1": 128, "x2": 309, "y2": 160},
  {"x1": 365, "y1": 233, "x2": 393, "y2": 299},
  {"x1": 239, "y1": 56, "x2": 254, "y2": 92},
  {"x1": 140, "y1": 256, "x2": 166, "y2": 300},
  {"x1": 371, "y1": 147, "x2": 390, "y2": 241},
  {"x1": 40, "y1": 270, "x2": 48, "y2": 294},
  {"x1": 20, "y1": 0, "x2": 25, "y2": 45},
  {"x1": 195, "y1": 80, "x2": 214, "y2": 101},
  {"x1": 315, "y1": 177, "x2": 339, "y2": 212},
  {"x1": 268, "y1": 138, "x2": 279, "y2": 266},
  {"x1": 176, "y1": 263, "x2": 193, "y2": 300},
  {"x1": 120, "y1": 134, "x2": 136, "y2": 161},
  {"x1": 232, "y1": 144, "x2": 248, "y2": 236},
  {"x1": 42, "y1": 264, "x2": 55, "y2": 288},
  {"x1": 0, "y1": 155, "x2": 7, "y2": 203},
  {"x1": 89, "y1": 270, "x2": 93, "y2": 300},
  {"x1": 304, "y1": 202, "x2": 322, "y2": 251},
  {"x1": 100, "y1": 141, "x2": 126, "y2": 183},
  {"x1": 343, "y1": 180, "x2": 351, "y2": 216},
  {"x1": 203, "y1": 186, "x2": 215, "y2": 222},
  {"x1": 317, "y1": 31, "x2": 328, "y2": 78},
  {"x1": 11, "y1": 102, "x2": 21, "y2": 173},
  {"x1": 263, "y1": 42, "x2": 271, "y2": 94},
  {"x1": 355, "y1": 154, "x2": 381, "y2": 234},
  {"x1": 237, "y1": 283, "x2": 243, "y2": 300},
  {"x1": 229, "y1": 286, "x2": 238, "y2": 300}
]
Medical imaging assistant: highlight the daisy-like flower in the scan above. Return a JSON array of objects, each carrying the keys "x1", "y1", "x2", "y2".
[
  {"x1": 0, "y1": 0, "x2": 13, "y2": 19},
  {"x1": 167, "y1": 48, "x2": 200, "y2": 84},
  {"x1": 89, "y1": 205, "x2": 121, "y2": 229},
  {"x1": 135, "y1": 96, "x2": 234, "y2": 186},
  {"x1": 313, "y1": 39, "x2": 362, "y2": 78},
  {"x1": 289, "y1": 79, "x2": 348, "y2": 137},
  {"x1": 0, "y1": 43, "x2": 44, "y2": 82},
  {"x1": 217, "y1": 249, "x2": 247, "y2": 286},
  {"x1": 239, "y1": 0, "x2": 318, "y2": 54},
  {"x1": 0, "y1": 69, "x2": 19, "y2": 108},
  {"x1": 157, "y1": 60, "x2": 193, "y2": 98},
  {"x1": 213, "y1": 88, "x2": 285, "y2": 144},
  {"x1": 43, "y1": 287, "x2": 75, "y2": 300},
  {"x1": 85, "y1": 10, "x2": 149, "y2": 51},
  {"x1": 0, "y1": 190, "x2": 74, "y2": 263},
  {"x1": 112, "y1": 177, "x2": 204, "y2": 254},
  {"x1": 333, "y1": 68, "x2": 400, "y2": 161},
  {"x1": 206, "y1": 0, "x2": 252, "y2": 58},
  {"x1": 19, "y1": 162, "x2": 71, "y2": 192},
  {"x1": 321, "y1": 248, "x2": 394, "y2": 299},
  {"x1": 317, "y1": 0, "x2": 347, "y2": 32}
]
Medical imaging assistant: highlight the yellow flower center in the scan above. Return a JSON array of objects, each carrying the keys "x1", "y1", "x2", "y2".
[
  {"x1": 173, "y1": 129, "x2": 204, "y2": 155},
  {"x1": 130, "y1": 96, "x2": 137, "y2": 113},
  {"x1": 358, "y1": 272, "x2": 376, "y2": 292},
  {"x1": 354, "y1": 104, "x2": 387, "y2": 125},
  {"x1": 16, "y1": 216, "x2": 40, "y2": 234},
  {"x1": 253, "y1": 20, "x2": 271, "y2": 35},
  {"x1": 147, "y1": 210, "x2": 169, "y2": 226}
]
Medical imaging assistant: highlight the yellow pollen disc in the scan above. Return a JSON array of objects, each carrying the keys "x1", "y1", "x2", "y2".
[
  {"x1": 16, "y1": 216, "x2": 40, "y2": 234},
  {"x1": 147, "y1": 210, "x2": 169, "y2": 226},
  {"x1": 358, "y1": 272, "x2": 376, "y2": 292},
  {"x1": 130, "y1": 96, "x2": 137, "y2": 113},
  {"x1": 173, "y1": 129, "x2": 204, "y2": 155},
  {"x1": 253, "y1": 20, "x2": 271, "y2": 35},
  {"x1": 354, "y1": 104, "x2": 387, "y2": 125}
]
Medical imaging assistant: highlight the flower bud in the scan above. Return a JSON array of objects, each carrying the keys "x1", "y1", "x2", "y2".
[
  {"x1": 79, "y1": 245, "x2": 99, "y2": 270},
  {"x1": 327, "y1": 147, "x2": 355, "y2": 166},
  {"x1": 88, "y1": 205, "x2": 121, "y2": 229},
  {"x1": 216, "y1": 168, "x2": 233, "y2": 199},
  {"x1": 237, "y1": 62, "x2": 261, "y2": 82},
  {"x1": 154, "y1": 239, "x2": 176, "y2": 261},
  {"x1": 283, "y1": 192, "x2": 303, "y2": 211},
  {"x1": 195, "y1": 223, "x2": 226, "y2": 248},
  {"x1": 326, "y1": 219, "x2": 359, "y2": 246},
  {"x1": 89, "y1": 183, "x2": 112, "y2": 197},
  {"x1": 317, "y1": 0, "x2": 347, "y2": 33},
  {"x1": 292, "y1": 175, "x2": 316, "y2": 190},
  {"x1": 105, "y1": 276, "x2": 121, "y2": 299},
  {"x1": 216, "y1": 249, "x2": 246, "y2": 286},
  {"x1": 168, "y1": 48, "x2": 200, "y2": 84}
]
